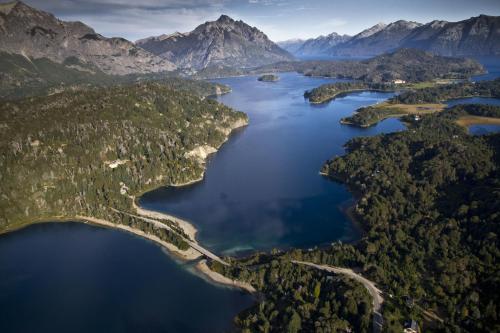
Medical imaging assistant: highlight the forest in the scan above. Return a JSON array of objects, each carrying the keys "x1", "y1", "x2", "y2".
[
  {"x1": 393, "y1": 78, "x2": 500, "y2": 104},
  {"x1": 304, "y1": 81, "x2": 396, "y2": 104},
  {"x1": 0, "y1": 81, "x2": 247, "y2": 247},
  {"x1": 211, "y1": 104, "x2": 500, "y2": 332}
]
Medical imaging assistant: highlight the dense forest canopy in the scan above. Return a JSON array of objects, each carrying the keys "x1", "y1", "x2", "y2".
[
  {"x1": 304, "y1": 81, "x2": 396, "y2": 103},
  {"x1": 0, "y1": 81, "x2": 246, "y2": 239},
  {"x1": 393, "y1": 78, "x2": 500, "y2": 104}
]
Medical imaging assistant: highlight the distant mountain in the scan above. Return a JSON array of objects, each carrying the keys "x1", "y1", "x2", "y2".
[
  {"x1": 277, "y1": 38, "x2": 306, "y2": 54},
  {"x1": 0, "y1": 1, "x2": 175, "y2": 75},
  {"x1": 400, "y1": 15, "x2": 500, "y2": 56},
  {"x1": 331, "y1": 20, "x2": 422, "y2": 56},
  {"x1": 295, "y1": 33, "x2": 351, "y2": 57},
  {"x1": 136, "y1": 15, "x2": 295, "y2": 70},
  {"x1": 328, "y1": 15, "x2": 500, "y2": 56}
]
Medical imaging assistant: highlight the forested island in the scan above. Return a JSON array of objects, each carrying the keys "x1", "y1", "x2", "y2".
[
  {"x1": 210, "y1": 103, "x2": 500, "y2": 332},
  {"x1": 341, "y1": 79, "x2": 500, "y2": 127},
  {"x1": 258, "y1": 74, "x2": 280, "y2": 82}
]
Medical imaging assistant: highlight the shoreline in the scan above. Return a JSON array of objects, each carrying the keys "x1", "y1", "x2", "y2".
[
  {"x1": 77, "y1": 215, "x2": 202, "y2": 261},
  {"x1": 0, "y1": 116, "x2": 253, "y2": 293},
  {"x1": 196, "y1": 259, "x2": 256, "y2": 293},
  {"x1": 307, "y1": 88, "x2": 395, "y2": 105},
  {"x1": 131, "y1": 117, "x2": 249, "y2": 242}
]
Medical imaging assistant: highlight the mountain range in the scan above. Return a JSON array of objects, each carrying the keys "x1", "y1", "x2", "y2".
[
  {"x1": 292, "y1": 33, "x2": 351, "y2": 57},
  {"x1": 1, "y1": 0, "x2": 498, "y2": 80},
  {"x1": 136, "y1": 15, "x2": 294, "y2": 70},
  {"x1": 0, "y1": 1, "x2": 175, "y2": 75},
  {"x1": 280, "y1": 15, "x2": 500, "y2": 57}
]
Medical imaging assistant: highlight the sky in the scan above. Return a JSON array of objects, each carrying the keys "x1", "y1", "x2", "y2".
[{"x1": 25, "y1": 0, "x2": 500, "y2": 42}]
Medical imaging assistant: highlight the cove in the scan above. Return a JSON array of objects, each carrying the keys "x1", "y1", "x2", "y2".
[
  {"x1": 140, "y1": 73, "x2": 405, "y2": 255},
  {"x1": 0, "y1": 222, "x2": 253, "y2": 333}
]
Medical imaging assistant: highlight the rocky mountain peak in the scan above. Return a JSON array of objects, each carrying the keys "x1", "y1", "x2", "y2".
[
  {"x1": 216, "y1": 14, "x2": 234, "y2": 23},
  {"x1": 137, "y1": 15, "x2": 294, "y2": 69},
  {"x1": 356, "y1": 22, "x2": 387, "y2": 39},
  {"x1": 0, "y1": 0, "x2": 175, "y2": 74},
  {"x1": 386, "y1": 20, "x2": 422, "y2": 30}
]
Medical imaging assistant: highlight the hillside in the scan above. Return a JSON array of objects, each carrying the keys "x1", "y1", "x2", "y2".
[
  {"x1": 136, "y1": 15, "x2": 294, "y2": 70},
  {"x1": 329, "y1": 15, "x2": 500, "y2": 56},
  {"x1": 401, "y1": 15, "x2": 500, "y2": 56},
  {"x1": 0, "y1": 1, "x2": 175, "y2": 75},
  {"x1": 0, "y1": 82, "x2": 247, "y2": 234}
]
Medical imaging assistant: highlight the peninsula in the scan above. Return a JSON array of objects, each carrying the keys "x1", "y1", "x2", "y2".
[{"x1": 340, "y1": 79, "x2": 500, "y2": 127}]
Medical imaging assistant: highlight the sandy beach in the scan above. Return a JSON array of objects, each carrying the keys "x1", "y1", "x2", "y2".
[
  {"x1": 76, "y1": 215, "x2": 202, "y2": 260},
  {"x1": 196, "y1": 259, "x2": 256, "y2": 293}
]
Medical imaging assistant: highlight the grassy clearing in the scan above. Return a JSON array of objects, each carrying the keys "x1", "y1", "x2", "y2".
[
  {"x1": 341, "y1": 102, "x2": 446, "y2": 127},
  {"x1": 456, "y1": 115, "x2": 500, "y2": 127}
]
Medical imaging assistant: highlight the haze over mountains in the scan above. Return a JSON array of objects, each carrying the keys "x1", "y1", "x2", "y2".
[
  {"x1": 280, "y1": 15, "x2": 500, "y2": 57},
  {"x1": 1, "y1": 0, "x2": 498, "y2": 81},
  {"x1": 285, "y1": 33, "x2": 351, "y2": 57}
]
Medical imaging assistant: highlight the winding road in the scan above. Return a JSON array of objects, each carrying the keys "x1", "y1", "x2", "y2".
[{"x1": 292, "y1": 260, "x2": 384, "y2": 333}]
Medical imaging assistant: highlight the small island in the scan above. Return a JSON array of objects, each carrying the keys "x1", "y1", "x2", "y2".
[{"x1": 258, "y1": 74, "x2": 279, "y2": 82}]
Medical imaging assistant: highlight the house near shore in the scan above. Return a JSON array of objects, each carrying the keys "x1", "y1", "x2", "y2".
[
  {"x1": 393, "y1": 79, "x2": 406, "y2": 84},
  {"x1": 403, "y1": 319, "x2": 419, "y2": 333}
]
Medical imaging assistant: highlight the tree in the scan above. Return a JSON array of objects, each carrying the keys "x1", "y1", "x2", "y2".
[{"x1": 287, "y1": 311, "x2": 302, "y2": 333}]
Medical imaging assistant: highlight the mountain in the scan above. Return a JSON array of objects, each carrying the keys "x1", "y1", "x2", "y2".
[
  {"x1": 400, "y1": 15, "x2": 500, "y2": 56},
  {"x1": 0, "y1": 1, "x2": 175, "y2": 75},
  {"x1": 277, "y1": 38, "x2": 306, "y2": 54},
  {"x1": 331, "y1": 20, "x2": 422, "y2": 56},
  {"x1": 136, "y1": 15, "x2": 295, "y2": 70},
  {"x1": 295, "y1": 33, "x2": 351, "y2": 57},
  {"x1": 328, "y1": 15, "x2": 500, "y2": 57}
]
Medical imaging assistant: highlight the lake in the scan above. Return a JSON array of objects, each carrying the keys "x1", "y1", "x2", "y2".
[
  {"x1": 0, "y1": 222, "x2": 253, "y2": 333},
  {"x1": 140, "y1": 73, "x2": 405, "y2": 254},
  {"x1": 1, "y1": 73, "x2": 405, "y2": 333},
  {"x1": 2, "y1": 61, "x2": 499, "y2": 332}
]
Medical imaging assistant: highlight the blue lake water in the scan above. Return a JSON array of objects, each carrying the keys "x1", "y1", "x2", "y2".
[
  {"x1": 0, "y1": 222, "x2": 253, "y2": 333},
  {"x1": 471, "y1": 56, "x2": 500, "y2": 82},
  {"x1": 141, "y1": 73, "x2": 404, "y2": 254}
]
